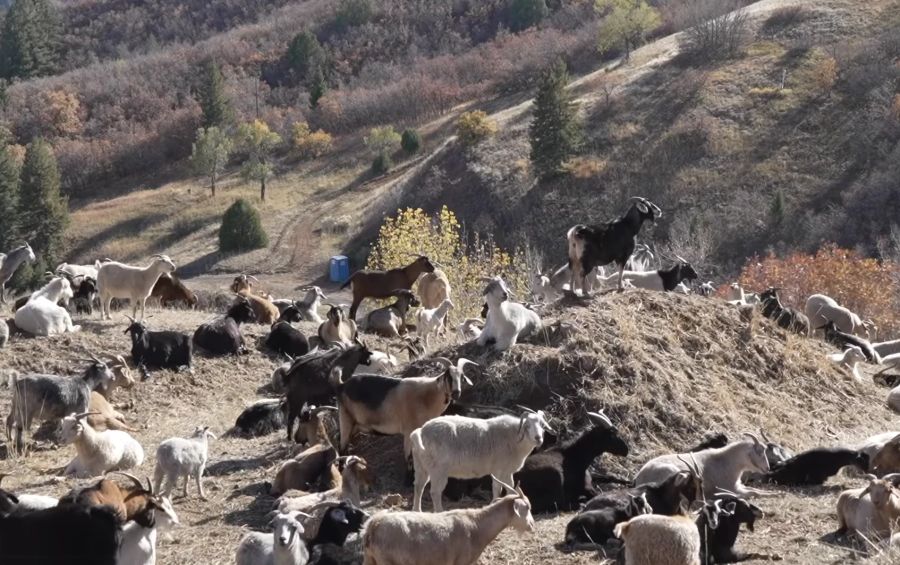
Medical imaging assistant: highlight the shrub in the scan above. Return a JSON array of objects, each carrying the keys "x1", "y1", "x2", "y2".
[
  {"x1": 371, "y1": 152, "x2": 392, "y2": 175},
  {"x1": 677, "y1": 0, "x2": 748, "y2": 62},
  {"x1": 505, "y1": 0, "x2": 549, "y2": 32},
  {"x1": 456, "y1": 110, "x2": 497, "y2": 147},
  {"x1": 292, "y1": 121, "x2": 333, "y2": 159},
  {"x1": 596, "y1": 0, "x2": 661, "y2": 61},
  {"x1": 401, "y1": 128, "x2": 421, "y2": 154},
  {"x1": 805, "y1": 54, "x2": 838, "y2": 95},
  {"x1": 367, "y1": 206, "x2": 528, "y2": 318},
  {"x1": 334, "y1": 0, "x2": 373, "y2": 31},
  {"x1": 219, "y1": 198, "x2": 269, "y2": 252},
  {"x1": 364, "y1": 125, "x2": 401, "y2": 156},
  {"x1": 762, "y1": 6, "x2": 810, "y2": 34}
]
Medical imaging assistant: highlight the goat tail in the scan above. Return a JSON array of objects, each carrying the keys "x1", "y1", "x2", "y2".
[
  {"x1": 613, "y1": 520, "x2": 630, "y2": 540},
  {"x1": 339, "y1": 273, "x2": 356, "y2": 290}
]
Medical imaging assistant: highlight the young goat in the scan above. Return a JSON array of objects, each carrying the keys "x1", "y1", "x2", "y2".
[
  {"x1": 696, "y1": 495, "x2": 763, "y2": 565},
  {"x1": 364, "y1": 289, "x2": 420, "y2": 338},
  {"x1": 417, "y1": 268, "x2": 451, "y2": 309},
  {"x1": 60, "y1": 412, "x2": 145, "y2": 478},
  {"x1": 621, "y1": 260, "x2": 699, "y2": 292},
  {"x1": 341, "y1": 255, "x2": 436, "y2": 321},
  {"x1": 828, "y1": 345, "x2": 868, "y2": 382},
  {"x1": 153, "y1": 426, "x2": 216, "y2": 500},
  {"x1": 416, "y1": 298, "x2": 454, "y2": 349},
  {"x1": 823, "y1": 321, "x2": 880, "y2": 363},
  {"x1": 477, "y1": 277, "x2": 541, "y2": 351},
  {"x1": 97, "y1": 255, "x2": 176, "y2": 320}
]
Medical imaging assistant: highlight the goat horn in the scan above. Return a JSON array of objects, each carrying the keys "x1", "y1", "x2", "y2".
[
  {"x1": 109, "y1": 472, "x2": 145, "y2": 491},
  {"x1": 587, "y1": 411, "x2": 613, "y2": 427},
  {"x1": 73, "y1": 411, "x2": 101, "y2": 420},
  {"x1": 742, "y1": 432, "x2": 761, "y2": 444},
  {"x1": 759, "y1": 428, "x2": 772, "y2": 444},
  {"x1": 674, "y1": 254, "x2": 688, "y2": 264},
  {"x1": 516, "y1": 404, "x2": 536, "y2": 414},
  {"x1": 490, "y1": 475, "x2": 516, "y2": 495},
  {"x1": 146, "y1": 477, "x2": 154, "y2": 495},
  {"x1": 457, "y1": 358, "x2": 479, "y2": 372},
  {"x1": 432, "y1": 357, "x2": 452, "y2": 368},
  {"x1": 478, "y1": 276, "x2": 495, "y2": 283},
  {"x1": 311, "y1": 406, "x2": 338, "y2": 414},
  {"x1": 247, "y1": 275, "x2": 259, "y2": 282}
]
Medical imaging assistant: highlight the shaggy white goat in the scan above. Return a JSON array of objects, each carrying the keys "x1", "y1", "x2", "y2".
[
  {"x1": 60, "y1": 412, "x2": 145, "y2": 477},
  {"x1": 417, "y1": 298, "x2": 454, "y2": 350},
  {"x1": 828, "y1": 346, "x2": 868, "y2": 382},
  {"x1": 153, "y1": 426, "x2": 216, "y2": 500},
  {"x1": 236, "y1": 510, "x2": 310, "y2": 565},
  {"x1": 15, "y1": 292, "x2": 80, "y2": 336},
  {"x1": 97, "y1": 255, "x2": 176, "y2": 320},
  {"x1": 476, "y1": 277, "x2": 541, "y2": 351},
  {"x1": 615, "y1": 513, "x2": 701, "y2": 565}
]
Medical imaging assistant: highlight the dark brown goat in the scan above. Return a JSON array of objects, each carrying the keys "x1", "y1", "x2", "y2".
[
  {"x1": 151, "y1": 273, "x2": 197, "y2": 308},
  {"x1": 340, "y1": 256, "x2": 435, "y2": 321},
  {"x1": 57, "y1": 472, "x2": 155, "y2": 524}
]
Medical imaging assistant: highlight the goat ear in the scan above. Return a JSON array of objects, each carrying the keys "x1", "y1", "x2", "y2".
[
  {"x1": 332, "y1": 509, "x2": 348, "y2": 524},
  {"x1": 725, "y1": 501, "x2": 737, "y2": 514}
]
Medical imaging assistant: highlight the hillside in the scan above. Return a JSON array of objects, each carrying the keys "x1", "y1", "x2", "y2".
[{"x1": 1, "y1": 291, "x2": 897, "y2": 564}]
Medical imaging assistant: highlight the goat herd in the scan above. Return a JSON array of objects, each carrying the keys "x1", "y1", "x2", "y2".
[{"x1": 1, "y1": 195, "x2": 900, "y2": 565}]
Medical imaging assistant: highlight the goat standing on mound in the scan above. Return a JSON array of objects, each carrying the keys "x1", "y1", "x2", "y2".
[
  {"x1": 341, "y1": 255, "x2": 435, "y2": 321},
  {"x1": 565, "y1": 196, "x2": 661, "y2": 295}
]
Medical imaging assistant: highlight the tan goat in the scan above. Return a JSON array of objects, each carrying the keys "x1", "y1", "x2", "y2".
[
  {"x1": 88, "y1": 391, "x2": 136, "y2": 432},
  {"x1": 230, "y1": 274, "x2": 279, "y2": 324},
  {"x1": 837, "y1": 473, "x2": 900, "y2": 540},
  {"x1": 417, "y1": 269, "x2": 450, "y2": 309}
]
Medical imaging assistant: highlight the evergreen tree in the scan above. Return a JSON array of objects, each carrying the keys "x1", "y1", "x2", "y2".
[
  {"x1": 219, "y1": 198, "x2": 268, "y2": 252},
  {"x1": 0, "y1": 0, "x2": 60, "y2": 79},
  {"x1": 308, "y1": 65, "x2": 327, "y2": 108},
  {"x1": 286, "y1": 30, "x2": 325, "y2": 82},
  {"x1": 0, "y1": 145, "x2": 20, "y2": 251},
  {"x1": 529, "y1": 60, "x2": 583, "y2": 180},
  {"x1": 770, "y1": 190, "x2": 785, "y2": 227},
  {"x1": 196, "y1": 59, "x2": 233, "y2": 128},
  {"x1": 17, "y1": 138, "x2": 67, "y2": 268},
  {"x1": 505, "y1": 0, "x2": 549, "y2": 32}
]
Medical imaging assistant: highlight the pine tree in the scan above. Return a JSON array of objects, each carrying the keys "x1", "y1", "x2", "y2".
[
  {"x1": 505, "y1": 0, "x2": 549, "y2": 32},
  {"x1": 0, "y1": 0, "x2": 60, "y2": 79},
  {"x1": 286, "y1": 30, "x2": 325, "y2": 82},
  {"x1": 529, "y1": 60, "x2": 583, "y2": 180},
  {"x1": 770, "y1": 190, "x2": 785, "y2": 227},
  {"x1": 219, "y1": 198, "x2": 268, "y2": 252},
  {"x1": 17, "y1": 138, "x2": 67, "y2": 268},
  {"x1": 196, "y1": 59, "x2": 233, "y2": 129},
  {"x1": 308, "y1": 65, "x2": 327, "y2": 108},
  {"x1": 0, "y1": 145, "x2": 20, "y2": 251}
]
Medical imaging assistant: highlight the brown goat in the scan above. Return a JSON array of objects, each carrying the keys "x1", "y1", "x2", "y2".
[
  {"x1": 230, "y1": 274, "x2": 279, "y2": 324},
  {"x1": 340, "y1": 256, "x2": 435, "y2": 321},
  {"x1": 58, "y1": 472, "x2": 154, "y2": 523},
  {"x1": 88, "y1": 391, "x2": 136, "y2": 432},
  {"x1": 272, "y1": 412, "x2": 338, "y2": 497},
  {"x1": 417, "y1": 269, "x2": 451, "y2": 309},
  {"x1": 364, "y1": 290, "x2": 420, "y2": 338},
  {"x1": 873, "y1": 434, "x2": 900, "y2": 476},
  {"x1": 151, "y1": 273, "x2": 198, "y2": 308},
  {"x1": 98, "y1": 354, "x2": 135, "y2": 399}
]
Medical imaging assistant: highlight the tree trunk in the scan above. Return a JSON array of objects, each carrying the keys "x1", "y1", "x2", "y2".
[
  {"x1": 211, "y1": 171, "x2": 217, "y2": 197},
  {"x1": 260, "y1": 175, "x2": 266, "y2": 201}
]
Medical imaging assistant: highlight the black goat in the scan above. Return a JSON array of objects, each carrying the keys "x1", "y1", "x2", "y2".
[
  {"x1": 124, "y1": 318, "x2": 192, "y2": 379},
  {"x1": 765, "y1": 447, "x2": 868, "y2": 486},
  {"x1": 583, "y1": 470, "x2": 702, "y2": 516},
  {"x1": 227, "y1": 399, "x2": 287, "y2": 438},
  {"x1": 311, "y1": 501, "x2": 369, "y2": 547},
  {"x1": 515, "y1": 411, "x2": 629, "y2": 513},
  {"x1": 565, "y1": 196, "x2": 661, "y2": 294},
  {"x1": 697, "y1": 495, "x2": 763, "y2": 564},
  {"x1": 72, "y1": 277, "x2": 98, "y2": 315},
  {"x1": 564, "y1": 493, "x2": 651, "y2": 546},
  {"x1": 823, "y1": 321, "x2": 879, "y2": 363},
  {"x1": 689, "y1": 433, "x2": 729, "y2": 452},
  {"x1": 265, "y1": 307, "x2": 310, "y2": 357},
  {"x1": 0, "y1": 493, "x2": 121, "y2": 565},
  {"x1": 758, "y1": 288, "x2": 810, "y2": 336},
  {"x1": 192, "y1": 296, "x2": 256, "y2": 356},
  {"x1": 283, "y1": 340, "x2": 373, "y2": 442}
]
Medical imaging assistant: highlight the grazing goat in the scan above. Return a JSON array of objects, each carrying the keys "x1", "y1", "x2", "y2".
[
  {"x1": 231, "y1": 274, "x2": 280, "y2": 324},
  {"x1": 758, "y1": 288, "x2": 810, "y2": 336},
  {"x1": 635, "y1": 435, "x2": 774, "y2": 498},
  {"x1": 615, "y1": 513, "x2": 701, "y2": 565},
  {"x1": 622, "y1": 260, "x2": 699, "y2": 292},
  {"x1": 236, "y1": 510, "x2": 311, "y2": 565},
  {"x1": 411, "y1": 410, "x2": 551, "y2": 511},
  {"x1": 267, "y1": 311, "x2": 311, "y2": 358},
  {"x1": 341, "y1": 255, "x2": 436, "y2": 320},
  {"x1": 97, "y1": 255, "x2": 176, "y2": 320},
  {"x1": 332, "y1": 357, "x2": 478, "y2": 463},
  {"x1": 806, "y1": 293, "x2": 874, "y2": 338},
  {"x1": 0, "y1": 242, "x2": 35, "y2": 303},
  {"x1": 231, "y1": 399, "x2": 288, "y2": 438},
  {"x1": 364, "y1": 289, "x2": 420, "y2": 338},
  {"x1": 153, "y1": 426, "x2": 216, "y2": 500},
  {"x1": 477, "y1": 277, "x2": 541, "y2": 351},
  {"x1": 836, "y1": 473, "x2": 900, "y2": 540},
  {"x1": 566, "y1": 196, "x2": 661, "y2": 295},
  {"x1": 124, "y1": 318, "x2": 192, "y2": 378},
  {"x1": 60, "y1": 412, "x2": 145, "y2": 477},
  {"x1": 564, "y1": 493, "x2": 652, "y2": 546},
  {"x1": 295, "y1": 286, "x2": 328, "y2": 323},
  {"x1": 192, "y1": 296, "x2": 256, "y2": 355},
  {"x1": 363, "y1": 478, "x2": 534, "y2": 565},
  {"x1": 6, "y1": 357, "x2": 114, "y2": 454},
  {"x1": 584, "y1": 470, "x2": 702, "y2": 517},
  {"x1": 150, "y1": 273, "x2": 197, "y2": 308},
  {"x1": 515, "y1": 410, "x2": 629, "y2": 513},
  {"x1": 822, "y1": 321, "x2": 879, "y2": 363},
  {"x1": 696, "y1": 495, "x2": 763, "y2": 565},
  {"x1": 417, "y1": 298, "x2": 454, "y2": 349},
  {"x1": 117, "y1": 492, "x2": 179, "y2": 565},
  {"x1": 417, "y1": 268, "x2": 451, "y2": 310},
  {"x1": 284, "y1": 341, "x2": 373, "y2": 442},
  {"x1": 318, "y1": 304, "x2": 358, "y2": 346},
  {"x1": 828, "y1": 346, "x2": 867, "y2": 382},
  {"x1": 766, "y1": 448, "x2": 868, "y2": 486},
  {"x1": 14, "y1": 282, "x2": 80, "y2": 336}
]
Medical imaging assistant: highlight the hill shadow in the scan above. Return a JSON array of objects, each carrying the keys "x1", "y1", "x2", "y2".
[{"x1": 68, "y1": 213, "x2": 168, "y2": 260}]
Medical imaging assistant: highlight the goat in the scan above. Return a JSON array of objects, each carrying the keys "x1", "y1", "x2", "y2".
[
  {"x1": 584, "y1": 470, "x2": 703, "y2": 517},
  {"x1": 477, "y1": 277, "x2": 541, "y2": 351},
  {"x1": 0, "y1": 242, "x2": 35, "y2": 303},
  {"x1": 6, "y1": 357, "x2": 114, "y2": 454},
  {"x1": 271, "y1": 409, "x2": 339, "y2": 497},
  {"x1": 236, "y1": 510, "x2": 311, "y2": 565},
  {"x1": 312, "y1": 502, "x2": 369, "y2": 547},
  {"x1": 696, "y1": 495, "x2": 763, "y2": 565},
  {"x1": 124, "y1": 318, "x2": 192, "y2": 378},
  {"x1": 805, "y1": 293, "x2": 874, "y2": 339},
  {"x1": 758, "y1": 288, "x2": 810, "y2": 336},
  {"x1": 332, "y1": 357, "x2": 478, "y2": 464},
  {"x1": 417, "y1": 298, "x2": 454, "y2": 349},
  {"x1": 60, "y1": 412, "x2": 145, "y2": 477},
  {"x1": 515, "y1": 410, "x2": 629, "y2": 513},
  {"x1": 97, "y1": 255, "x2": 176, "y2": 320},
  {"x1": 417, "y1": 268, "x2": 451, "y2": 310},
  {"x1": 58, "y1": 472, "x2": 155, "y2": 523},
  {"x1": 697, "y1": 281, "x2": 715, "y2": 297},
  {"x1": 615, "y1": 513, "x2": 701, "y2": 565},
  {"x1": 88, "y1": 391, "x2": 136, "y2": 432},
  {"x1": 341, "y1": 255, "x2": 436, "y2": 320},
  {"x1": 117, "y1": 492, "x2": 179, "y2": 565},
  {"x1": 855, "y1": 432, "x2": 900, "y2": 465},
  {"x1": 363, "y1": 477, "x2": 533, "y2": 565},
  {"x1": 836, "y1": 473, "x2": 900, "y2": 540},
  {"x1": 353, "y1": 348, "x2": 399, "y2": 375},
  {"x1": 14, "y1": 283, "x2": 79, "y2": 336},
  {"x1": 566, "y1": 196, "x2": 661, "y2": 295},
  {"x1": 276, "y1": 456, "x2": 373, "y2": 514},
  {"x1": 295, "y1": 286, "x2": 328, "y2": 323},
  {"x1": 635, "y1": 435, "x2": 774, "y2": 498},
  {"x1": 621, "y1": 260, "x2": 699, "y2": 292},
  {"x1": 530, "y1": 271, "x2": 557, "y2": 304},
  {"x1": 150, "y1": 272, "x2": 197, "y2": 308},
  {"x1": 828, "y1": 346, "x2": 868, "y2": 382},
  {"x1": 266, "y1": 311, "x2": 311, "y2": 357},
  {"x1": 0, "y1": 317, "x2": 8, "y2": 347},
  {"x1": 318, "y1": 304, "x2": 358, "y2": 346},
  {"x1": 71, "y1": 276, "x2": 98, "y2": 315},
  {"x1": 725, "y1": 283, "x2": 759, "y2": 306},
  {"x1": 153, "y1": 426, "x2": 216, "y2": 500},
  {"x1": 822, "y1": 321, "x2": 880, "y2": 363},
  {"x1": 364, "y1": 289, "x2": 420, "y2": 338},
  {"x1": 410, "y1": 410, "x2": 551, "y2": 512},
  {"x1": 872, "y1": 434, "x2": 900, "y2": 476},
  {"x1": 0, "y1": 475, "x2": 57, "y2": 514},
  {"x1": 231, "y1": 399, "x2": 289, "y2": 438},
  {"x1": 765, "y1": 448, "x2": 868, "y2": 486},
  {"x1": 231, "y1": 274, "x2": 280, "y2": 324},
  {"x1": 283, "y1": 341, "x2": 373, "y2": 442},
  {"x1": 458, "y1": 317, "x2": 483, "y2": 341},
  {"x1": 192, "y1": 296, "x2": 257, "y2": 355},
  {"x1": 564, "y1": 493, "x2": 652, "y2": 546},
  {"x1": 98, "y1": 354, "x2": 136, "y2": 399}
]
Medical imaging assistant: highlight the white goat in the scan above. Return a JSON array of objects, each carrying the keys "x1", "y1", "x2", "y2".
[
  {"x1": 117, "y1": 495, "x2": 179, "y2": 565},
  {"x1": 295, "y1": 286, "x2": 328, "y2": 323},
  {"x1": 352, "y1": 349, "x2": 398, "y2": 375},
  {"x1": 97, "y1": 255, "x2": 176, "y2": 320},
  {"x1": 363, "y1": 478, "x2": 534, "y2": 565},
  {"x1": 615, "y1": 513, "x2": 700, "y2": 565},
  {"x1": 828, "y1": 346, "x2": 868, "y2": 382},
  {"x1": 15, "y1": 289, "x2": 80, "y2": 336},
  {"x1": 410, "y1": 411, "x2": 551, "y2": 512},
  {"x1": 805, "y1": 294, "x2": 873, "y2": 338},
  {"x1": 726, "y1": 283, "x2": 759, "y2": 306},
  {"x1": 476, "y1": 277, "x2": 541, "y2": 351},
  {"x1": 153, "y1": 426, "x2": 216, "y2": 500},
  {"x1": 457, "y1": 318, "x2": 483, "y2": 341},
  {"x1": 530, "y1": 272, "x2": 557, "y2": 303},
  {"x1": 60, "y1": 412, "x2": 145, "y2": 477},
  {"x1": 56, "y1": 262, "x2": 99, "y2": 282},
  {"x1": 417, "y1": 298, "x2": 454, "y2": 349},
  {"x1": 236, "y1": 510, "x2": 311, "y2": 565},
  {"x1": 888, "y1": 386, "x2": 900, "y2": 414},
  {"x1": 634, "y1": 435, "x2": 774, "y2": 498}
]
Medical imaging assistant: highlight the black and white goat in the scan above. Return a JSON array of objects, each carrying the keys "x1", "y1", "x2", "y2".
[
  {"x1": 758, "y1": 288, "x2": 810, "y2": 336},
  {"x1": 696, "y1": 495, "x2": 763, "y2": 564},
  {"x1": 622, "y1": 260, "x2": 699, "y2": 293},
  {"x1": 822, "y1": 321, "x2": 880, "y2": 363}
]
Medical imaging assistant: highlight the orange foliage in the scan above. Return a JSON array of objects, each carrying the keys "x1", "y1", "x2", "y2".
[{"x1": 738, "y1": 244, "x2": 900, "y2": 335}]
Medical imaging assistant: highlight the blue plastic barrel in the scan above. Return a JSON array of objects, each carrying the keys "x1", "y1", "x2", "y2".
[{"x1": 330, "y1": 255, "x2": 350, "y2": 283}]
